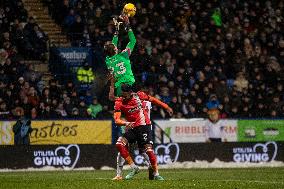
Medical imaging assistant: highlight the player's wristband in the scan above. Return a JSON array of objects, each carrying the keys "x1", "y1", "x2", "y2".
[{"x1": 125, "y1": 24, "x2": 132, "y2": 31}]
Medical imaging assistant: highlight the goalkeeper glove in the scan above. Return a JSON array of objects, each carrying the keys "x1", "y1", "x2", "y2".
[
  {"x1": 119, "y1": 14, "x2": 131, "y2": 31},
  {"x1": 113, "y1": 17, "x2": 122, "y2": 35}
]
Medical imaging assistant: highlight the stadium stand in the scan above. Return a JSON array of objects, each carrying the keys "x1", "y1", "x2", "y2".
[{"x1": 0, "y1": 0, "x2": 283, "y2": 119}]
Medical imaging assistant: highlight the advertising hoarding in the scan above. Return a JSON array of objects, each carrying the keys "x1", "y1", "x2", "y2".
[
  {"x1": 154, "y1": 119, "x2": 237, "y2": 143},
  {"x1": 0, "y1": 120, "x2": 112, "y2": 145},
  {"x1": 238, "y1": 120, "x2": 284, "y2": 142}
]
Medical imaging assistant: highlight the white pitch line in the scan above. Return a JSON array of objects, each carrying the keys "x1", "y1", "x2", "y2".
[
  {"x1": 0, "y1": 174, "x2": 283, "y2": 184},
  {"x1": 1, "y1": 171, "x2": 283, "y2": 185},
  {"x1": 0, "y1": 175, "x2": 283, "y2": 185}
]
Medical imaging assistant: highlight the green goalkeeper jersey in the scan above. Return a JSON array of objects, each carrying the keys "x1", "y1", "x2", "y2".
[{"x1": 105, "y1": 29, "x2": 136, "y2": 89}]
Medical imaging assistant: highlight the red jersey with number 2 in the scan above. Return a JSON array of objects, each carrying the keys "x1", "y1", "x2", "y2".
[{"x1": 114, "y1": 91, "x2": 151, "y2": 127}]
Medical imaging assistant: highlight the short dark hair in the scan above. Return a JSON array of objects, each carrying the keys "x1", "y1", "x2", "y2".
[
  {"x1": 121, "y1": 84, "x2": 133, "y2": 92},
  {"x1": 104, "y1": 42, "x2": 116, "y2": 56}
]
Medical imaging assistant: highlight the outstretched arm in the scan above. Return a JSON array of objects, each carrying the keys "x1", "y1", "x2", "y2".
[
  {"x1": 112, "y1": 17, "x2": 122, "y2": 47},
  {"x1": 125, "y1": 29, "x2": 136, "y2": 54},
  {"x1": 120, "y1": 15, "x2": 136, "y2": 56},
  {"x1": 108, "y1": 73, "x2": 115, "y2": 101},
  {"x1": 112, "y1": 33, "x2": 118, "y2": 47},
  {"x1": 148, "y1": 96, "x2": 173, "y2": 116}
]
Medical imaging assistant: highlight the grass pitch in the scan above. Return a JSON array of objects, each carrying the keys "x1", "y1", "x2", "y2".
[{"x1": 0, "y1": 168, "x2": 283, "y2": 189}]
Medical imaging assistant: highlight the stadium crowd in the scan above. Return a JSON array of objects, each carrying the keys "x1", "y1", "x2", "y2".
[
  {"x1": 0, "y1": 0, "x2": 284, "y2": 120},
  {"x1": 0, "y1": 0, "x2": 48, "y2": 60}
]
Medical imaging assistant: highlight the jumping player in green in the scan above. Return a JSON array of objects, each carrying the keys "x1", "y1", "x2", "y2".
[
  {"x1": 104, "y1": 15, "x2": 136, "y2": 97},
  {"x1": 105, "y1": 15, "x2": 154, "y2": 181}
]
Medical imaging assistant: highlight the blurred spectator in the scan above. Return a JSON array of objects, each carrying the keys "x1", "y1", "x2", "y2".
[
  {"x1": 69, "y1": 15, "x2": 84, "y2": 45},
  {"x1": 63, "y1": 97, "x2": 74, "y2": 116},
  {"x1": 39, "y1": 104, "x2": 58, "y2": 119},
  {"x1": 96, "y1": 105, "x2": 112, "y2": 119},
  {"x1": 206, "y1": 94, "x2": 220, "y2": 110},
  {"x1": 87, "y1": 97, "x2": 102, "y2": 119},
  {"x1": 0, "y1": 101, "x2": 11, "y2": 119},
  {"x1": 234, "y1": 72, "x2": 249, "y2": 93},
  {"x1": 71, "y1": 107, "x2": 80, "y2": 118},
  {"x1": 48, "y1": 79, "x2": 61, "y2": 99},
  {"x1": 12, "y1": 107, "x2": 32, "y2": 145},
  {"x1": 205, "y1": 109, "x2": 227, "y2": 143},
  {"x1": 78, "y1": 99, "x2": 88, "y2": 118},
  {"x1": 30, "y1": 107, "x2": 38, "y2": 119},
  {"x1": 65, "y1": 80, "x2": 76, "y2": 96},
  {"x1": 27, "y1": 86, "x2": 40, "y2": 107},
  {"x1": 55, "y1": 102, "x2": 68, "y2": 118},
  {"x1": 64, "y1": 9, "x2": 76, "y2": 27},
  {"x1": 31, "y1": 25, "x2": 48, "y2": 58},
  {"x1": 41, "y1": 87, "x2": 52, "y2": 105}
]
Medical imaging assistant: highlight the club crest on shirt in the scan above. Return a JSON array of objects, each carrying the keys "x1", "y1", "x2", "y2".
[{"x1": 128, "y1": 106, "x2": 141, "y2": 113}]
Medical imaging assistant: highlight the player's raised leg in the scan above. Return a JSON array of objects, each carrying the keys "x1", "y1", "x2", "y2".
[
  {"x1": 144, "y1": 144, "x2": 164, "y2": 180},
  {"x1": 112, "y1": 152, "x2": 125, "y2": 180},
  {"x1": 115, "y1": 136, "x2": 139, "y2": 180},
  {"x1": 139, "y1": 147, "x2": 154, "y2": 180}
]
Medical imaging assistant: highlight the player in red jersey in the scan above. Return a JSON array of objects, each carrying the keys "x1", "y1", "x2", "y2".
[
  {"x1": 114, "y1": 84, "x2": 173, "y2": 180},
  {"x1": 108, "y1": 74, "x2": 154, "y2": 180},
  {"x1": 112, "y1": 100, "x2": 154, "y2": 181}
]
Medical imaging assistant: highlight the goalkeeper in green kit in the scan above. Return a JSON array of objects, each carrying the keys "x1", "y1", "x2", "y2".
[
  {"x1": 104, "y1": 15, "x2": 136, "y2": 98},
  {"x1": 105, "y1": 15, "x2": 155, "y2": 181}
]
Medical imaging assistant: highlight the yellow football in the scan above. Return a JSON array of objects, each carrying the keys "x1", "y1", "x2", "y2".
[{"x1": 123, "y1": 3, "x2": 136, "y2": 17}]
